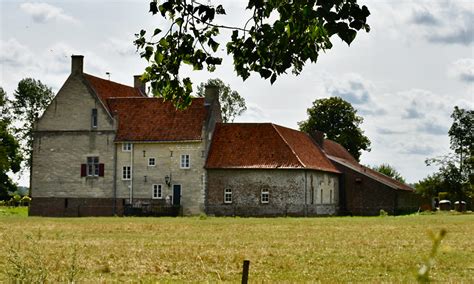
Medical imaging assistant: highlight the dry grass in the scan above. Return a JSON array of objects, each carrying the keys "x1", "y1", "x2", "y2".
[{"x1": 0, "y1": 210, "x2": 472, "y2": 282}]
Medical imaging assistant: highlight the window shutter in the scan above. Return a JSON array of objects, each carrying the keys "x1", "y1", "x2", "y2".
[
  {"x1": 81, "y1": 164, "x2": 86, "y2": 177},
  {"x1": 99, "y1": 163, "x2": 105, "y2": 177}
]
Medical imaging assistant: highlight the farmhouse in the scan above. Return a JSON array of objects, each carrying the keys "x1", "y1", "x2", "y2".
[{"x1": 29, "y1": 55, "x2": 420, "y2": 217}]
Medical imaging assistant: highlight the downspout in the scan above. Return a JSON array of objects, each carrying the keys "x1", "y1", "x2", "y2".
[
  {"x1": 113, "y1": 142, "x2": 117, "y2": 215},
  {"x1": 130, "y1": 143, "x2": 134, "y2": 204},
  {"x1": 304, "y1": 170, "x2": 308, "y2": 216}
]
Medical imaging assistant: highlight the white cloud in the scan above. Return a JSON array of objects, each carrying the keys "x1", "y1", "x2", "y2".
[
  {"x1": 449, "y1": 58, "x2": 474, "y2": 83},
  {"x1": 20, "y1": 2, "x2": 78, "y2": 24}
]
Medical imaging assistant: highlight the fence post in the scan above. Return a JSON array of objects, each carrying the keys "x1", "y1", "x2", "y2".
[{"x1": 241, "y1": 260, "x2": 250, "y2": 284}]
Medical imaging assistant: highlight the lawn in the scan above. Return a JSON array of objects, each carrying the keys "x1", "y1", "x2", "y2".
[{"x1": 0, "y1": 209, "x2": 472, "y2": 282}]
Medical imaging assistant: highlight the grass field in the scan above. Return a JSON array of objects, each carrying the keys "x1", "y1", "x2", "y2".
[{"x1": 0, "y1": 208, "x2": 472, "y2": 282}]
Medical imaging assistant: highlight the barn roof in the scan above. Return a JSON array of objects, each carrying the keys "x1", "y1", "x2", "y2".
[
  {"x1": 107, "y1": 97, "x2": 208, "y2": 142},
  {"x1": 205, "y1": 123, "x2": 340, "y2": 173},
  {"x1": 321, "y1": 139, "x2": 414, "y2": 192}
]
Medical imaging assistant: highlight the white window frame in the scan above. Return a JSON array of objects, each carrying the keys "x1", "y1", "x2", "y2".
[
  {"x1": 180, "y1": 154, "x2": 190, "y2": 169},
  {"x1": 148, "y1": 157, "x2": 156, "y2": 166},
  {"x1": 261, "y1": 189, "x2": 269, "y2": 204},
  {"x1": 87, "y1": 156, "x2": 99, "y2": 177},
  {"x1": 224, "y1": 188, "x2": 232, "y2": 204},
  {"x1": 122, "y1": 166, "x2": 131, "y2": 180},
  {"x1": 122, "y1": 143, "x2": 132, "y2": 152},
  {"x1": 152, "y1": 184, "x2": 163, "y2": 199}
]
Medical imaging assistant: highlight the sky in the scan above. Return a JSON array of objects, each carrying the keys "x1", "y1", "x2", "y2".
[{"x1": 1, "y1": 0, "x2": 473, "y2": 186}]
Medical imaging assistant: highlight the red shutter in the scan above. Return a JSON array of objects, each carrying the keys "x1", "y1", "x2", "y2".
[
  {"x1": 81, "y1": 164, "x2": 87, "y2": 177},
  {"x1": 99, "y1": 163, "x2": 105, "y2": 177}
]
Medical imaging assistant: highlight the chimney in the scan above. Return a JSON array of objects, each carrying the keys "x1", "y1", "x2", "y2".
[
  {"x1": 71, "y1": 55, "x2": 84, "y2": 74},
  {"x1": 204, "y1": 85, "x2": 219, "y2": 106},
  {"x1": 134, "y1": 75, "x2": 146, "y2": 94},
  {"x1": 309, "y1": 130, "x2": 325, "y2": 146}
]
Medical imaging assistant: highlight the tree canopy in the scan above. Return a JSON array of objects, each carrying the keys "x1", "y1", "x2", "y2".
[
  {"x1": 134, "y1": 0, "x2": 370, "y2": 108},
  {"x1": 0, "y1": 87, "x2": 22, "y2": 199},
  {"x1": 423, "y1": 106, "x2": 473, "y2": 201},
  {"x1": 371, "y1": 164, "x2": 406, "y2": 183},
  {"x1": 12, "y1": 78, "x2": 54, "y2": 168},
  {"x1": 196, "y1": 78, "x2": 246, "y2": 123},
  {"x1": 298, "y1": 97, "x2": 370, "y2": 161}
]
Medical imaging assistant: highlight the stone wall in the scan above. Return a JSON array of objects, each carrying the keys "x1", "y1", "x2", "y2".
[
  {"x1": 116, "y1": 141, "x2": 206, "y2": 215},
  {"x1": 206, "y1": 169, "x2": 339, "y2": 216},
  {"x1": 31, "y1": 73, "x2": 116, "y2": 211}
]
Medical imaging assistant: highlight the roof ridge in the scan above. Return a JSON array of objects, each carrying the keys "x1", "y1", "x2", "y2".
[
  {"x1": 271, "y1": 123, "x2": 306, "y2": 168},
  {"x1": 83, "y1": 73, "x2": 137, "y2": 90}
]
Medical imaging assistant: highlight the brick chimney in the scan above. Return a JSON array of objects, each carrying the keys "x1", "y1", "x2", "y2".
[
  {"x1": 204, "y1": 85, "x2": 219, "y2": 106},
  {"x1": 71, "y1": 55, "x2": 84, "y2": 75},
  {"x1": 134, "y1": 75, "x2": 146, "y2": 95},
  {"x1": 309, "y1": 130, "x2": 325, "y2": 146}
]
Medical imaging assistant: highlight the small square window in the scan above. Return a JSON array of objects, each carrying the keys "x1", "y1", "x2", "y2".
[
  {"x1": 148, "y1": 157, "x2": 156, "y2": 166},
  {"x1": 122, "y1": 166, "x2": 131, "y2": 180},
  {"x1": 122, "y1": 143, "x2": 132, "y2": 152},
  {"x1": 261, "y1": 189, "x2": 269, "y2": 204},
  {"x1": 180, "y1": 154, "x2": 190, "y2": 169},
  {"x1": 152, "y1": 184, "x2": 162, "y2": 199},
  {"x1": 224, "y1": 188, "x2": 232, "y2": 204}
]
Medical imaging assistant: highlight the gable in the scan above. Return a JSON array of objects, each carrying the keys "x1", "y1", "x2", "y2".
[{"x1": 36, "y1": 75, "x2": 114, "y2": 131}]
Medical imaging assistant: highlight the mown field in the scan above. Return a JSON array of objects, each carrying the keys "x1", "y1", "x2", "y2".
[{"x1": 0, "y1": 208, "x2": 472, "y2": 282}]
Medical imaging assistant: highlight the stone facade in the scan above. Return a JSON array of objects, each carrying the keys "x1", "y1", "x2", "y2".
[
  {"x1": 116, "y1": 141, "x2": 207, "y2": 215},
  {"x1": 30, "y1": 64, "x2": 117, "y2": 216},
  {"x1": 206, "y1": 169, "x2": 339, "y2": 216}
]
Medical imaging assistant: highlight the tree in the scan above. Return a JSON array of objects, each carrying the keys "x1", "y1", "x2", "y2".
[
  {"x1": 0, "y1": 87, "x2": 22, "y2": 200},
  {"x1": 425, "y1": 106, "x2": 473, "y2": 202},
  {"x1": 11, "y1": 78, "x2": 54, "y2": 168},
  {"x1": 298, "y1": 97, "x2": 370, "y2": 161},
  {"x1": 415, "y1": 173, "x2": 443, "y2": 199},
  {"x1": 134, "y1": 0, "x2": 370, "y2": 108},
  {"x1": 196, "y1": 78, "x2": 247, "y2": 123},
  {"x1": 372, "y1": 164, "x2": 406, "y2": 183}
]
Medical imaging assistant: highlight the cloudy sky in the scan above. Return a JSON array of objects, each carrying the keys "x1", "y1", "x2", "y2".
[{"x1": 1, "y1": 0, "x2": 473, "y2": 185}]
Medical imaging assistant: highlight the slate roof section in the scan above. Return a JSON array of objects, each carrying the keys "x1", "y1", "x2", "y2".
[
  {"x1": 206, "y1": 123, "x2": 339, "y2": 173},
  {"x1": 107, "y1": 97, "x2": 208, "y2": 142},
  {"x1": 83, "y1": 73, "x2": 144, "y2": 107}
]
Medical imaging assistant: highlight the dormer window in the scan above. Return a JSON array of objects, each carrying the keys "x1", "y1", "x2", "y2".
[{"x1": 91, "y1": 108, "x2": 98, "y2": 128}]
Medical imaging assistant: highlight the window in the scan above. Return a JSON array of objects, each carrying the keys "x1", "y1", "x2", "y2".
[
  {"x1": 122, "y1": 166, "x2": 131, "y2": 180},
  {"x1": 320, "y1": 189, "x2": 323, "y2": 204},
  {"x1": 152, "y1": 184, "x2": 162, "y2": 199},
  {"x1": 224, "y1": 188, "x2": 232, "y2": 204},
  {"x1": 330, "y1": 189, "x2": 333, "y2": 204},
  {"x1": 122, "y1": 143, "x2": 132, "y2": 152},
  {"x1": 87, "y1": 157, "x2": 99, "y2": 176},
  {"x1": 81, "y1": 157, "x2": 103, "y2": 177},
  {"x1": 148, "y1": 157, "x2": 156, "y2": 166},
  {"x1": 91, "y1": 109, "x2": 98, "y2": 128},
  {"x1": 180, "y1": 154, "x2": 190, "y2": 169},
  {"x1": 261, "y1": 189, "x2": 269, "y2": 204}
]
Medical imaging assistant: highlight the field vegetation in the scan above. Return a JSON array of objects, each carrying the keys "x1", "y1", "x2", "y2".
[{"x1": 0, "y1": 208, "x2": 472, "y2": 282}]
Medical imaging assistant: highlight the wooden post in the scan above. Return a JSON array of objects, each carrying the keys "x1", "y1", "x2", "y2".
[{"x1": 242, "y1": 260, "x2": 250, "y2": 284}]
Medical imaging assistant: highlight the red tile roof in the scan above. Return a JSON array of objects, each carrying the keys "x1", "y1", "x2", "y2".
[
  {"x1": 321, "y1": 139, "x2": 414, "y2": 192},
  {"x1": 107, "y1": 97, "x2": 208, "y2": 142},
  {"x1": 206, "y1": 123, "x2": 339, "y2": 173},
  {"x1": 321, "y1": 139, "x2": 359, "y2": 165},
  {"x1": 83, "y1": 73, "x2": 144, "y2": 107}
]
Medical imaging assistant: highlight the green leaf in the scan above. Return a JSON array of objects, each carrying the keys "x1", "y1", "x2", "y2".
[
  {"x1": 159, "y1": 38, "x2": 169, "y2": 48},
  {"x1": 175, "y1": 18, "x2": 184, "y2": 27},
  {"x1": 153, "y1": 28, "x2": 162, "y2": 37},
  {"x1": 154, "y1": 52, "x2": 164, "y2": 64}
]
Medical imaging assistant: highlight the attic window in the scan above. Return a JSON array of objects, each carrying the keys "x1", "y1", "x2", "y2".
[
  {"x1": 122, "y1": 143, "x2": 132, "y2": 152},
  {"x1": 91, "y1": 108, "x2": 98, "y2": 128}
]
